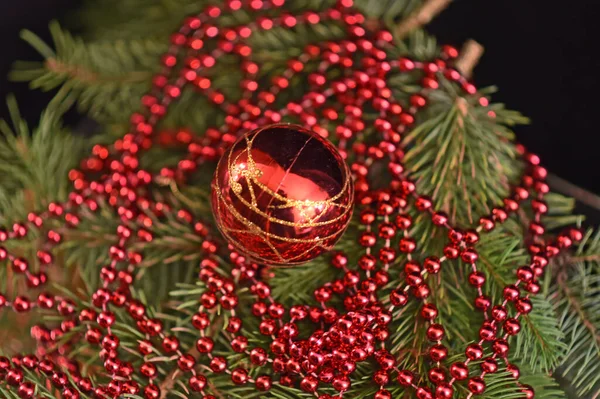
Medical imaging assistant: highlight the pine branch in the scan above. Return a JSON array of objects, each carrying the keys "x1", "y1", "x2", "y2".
[
  {"x1": 513, "y1": 295, "x2": 567, "y2": 373},
  {"x1": 400, "y1": 85, "x2": 528, "y2": 225},
  {"x1": 11, "y1": 22, "x2": 161, "y2": 122},
  {"x1": 550, "y1": 230, "x2": 600, "y2": 398},
  {"x1": 0, "y1": 96, "x2": 85, "y2": 223}
]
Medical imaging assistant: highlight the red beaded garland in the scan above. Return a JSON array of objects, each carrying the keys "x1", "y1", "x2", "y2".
[{"x1": 0, "y1": 2, "x2": 581, "y2": 399}]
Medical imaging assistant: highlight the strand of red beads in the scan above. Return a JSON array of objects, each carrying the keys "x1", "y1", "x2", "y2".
[{"x1": 0, "y1": 1, "x2": 582, "y2": 399}]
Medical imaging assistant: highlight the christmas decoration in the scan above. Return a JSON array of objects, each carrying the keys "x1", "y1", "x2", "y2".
[
  {"x1": 212, "y1": 124, "x2": 353, "y2": 265},
  {"x1": 0, "y1": 1, "x2": 597, "y2": 399}
]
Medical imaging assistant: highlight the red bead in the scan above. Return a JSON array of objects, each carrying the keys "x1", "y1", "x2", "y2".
[
  {"x1": 450, "y1": 362, "x2": 469, "y2": 380},
  {"x1": 435, "y1": 383, "x2": 453, "y2": 399},
  {"x1": 503, "y1": 285, "x2": 520, "y2": 301},
  {"x1": 443, "y1": 245, "x2": 459, "y2": 259},
  {"x1": 7, "y1": 369, "x2": 24, "y2": 386},
  {"x1": 38, "y1": 359, "x2": 54, "y2": 374},
  {"x1": 421, "y1": 303, "x2": 438, "y2": 320},
  {"x1": 144, "y1": 384, "x2": 160, "y2": 399},
  {"x1": 468, "y1": 377, "x2": 486, "y2": 395},
  {"x1": 427, "y1": 324, "x2": 445, "y2": 341},
  {"x1": 461, "y1": 248, "x2": 479, "y2": 263},
  {"x1": 376, "y1": 352, "x2": 395, "y2": 370},
  {"x1": 417, "y1": 387, "x2": 434, "y2": 399},
  {"x1": 256, "y1": 375, "x2": 272, "y2": 391},
  {"x1": 102, "y1": 334, "x2": 119, "y2": 351},
  {"x1": 516, "y1": 297, "x2": 533, "y2": 314},
  {"x1": 480, "y1": 321, "x2": 497, "y2": 341},
  {"x1": 250, "y1": 348, "x2": 268, "y2": 366},
  {"x1": 469, "y1": 271, "x2": 486, "y2": 287},
  {"x1": 448, "y1": 229, "x2": 463, "y2": 243},
  {"x1": 531, "y1": 199, "x2": 548, "y2": 214},
  {"x1": 78, "y1": 377, "x2": 93, "y2": 392},
  {"x1": 62, "y1": 387, "x2": 80, "y2": 399},
  {"x1": 507, "y1": 363, "x2": 520, "y2": 379},
  {"x1": 481, "y1": 357, "x2": 498, "y2": 373},
  {"x1": 162, "y1": 336, "x2": 179, "y2": 353},
  {"x1": 415, "y1": 196, "x2": 432, "y2": 211},
  {"x1": 122, "y1": 381, "x2": 139, "y2": 395},
  {"x1": 479, "y1": 217, "x2": 495, "y2": 231},
  {"x1": 18, "y1": 382, "x2": 35, "y2": 398},
  {"x1": 21, "y1": 355, "x2": 37, "y2": 369},
  {"x1": 521, "y1": 385, "x2": 535, "y2": 399},
  {"x1": 210, "y1": 356, "x2": 227, "y2": 373},
  {"x1": 358, "y1": 254, "x2": 376, "y2": 271},
  {"x1": 466, "y1": 343, "x2": 483, "y2": 360},
  {"x1": 429, "y1": 344, "x2": 448, "y2": 361},
  {"x1": 177, "y1": 354, "x2": 195, "y2": 371},
  {"x1": 399, "y1": 58, "x2": 415, "y2": 71},
  {"x1": 406, "y1": 273, "x2": 423, "y2": 287},
  {"x1": 405, "y1": 260, "x2": 421, "y2": 275},
  {"x1": 300, "y1": 376, "x2": 319, "y2": 393},
  {"x1": 97, "y1": 310, "x2": 115, "y2": 327},
  {"x1": 138, "y1": 340, "x2": 153, "y2": 355},
  {"x1": 445, "y1": 69, "x2": 461, "y2": 81},
  {"x1": 37, "y1": 292, "x2": 55, "y2": 309},
  {"x1": 141, "y1": 362, "x2": 157, "y2": 378},
  {"x1": 569, "y1": 228, "x2": 583, "y2": 242},
  {"x1": 232, "y1": 368, "x2": 249, "y2": 385},
  {"x1": 492, "y1": 338, "x2": 510, "y2": 356},
  {"x1": 373, "y1": 370, "x2": 389, "y2": 385},
  {"x1": 399, "y1": 237, "x2": 416, "y2": 253},
  {"x1": 195, "y1": 336, "x2": 214, "y2": 353},
  {"x1": 491, "y1": 305, "x2": 508, "y2": 321},
  {"x1": 12, "y1": 258, "x2": 28, "y2": 273},
  {"x1": 52, "y1": 371, "x2": 68, "y2": 387},
  {"x1": 360, "y1": 232, "x2": 377, "y2": 247},
  {"x1": 232, "y1": 335, "x2": 249, "y2": 352},
  {"x1": 504, "y1": 318, "x2": 521, "y2": 335},
  {"x1": 428, "y1": 367, "x2": 445, "y2": 384},
  {"x1": 431, "y1": 212, "x2": 448, "y2": 226},
  {"x1": 424, "y1": 256, "x2": 441, "y2": 274},
  {"x1": 414, "y1": 283, "x2": 430, "y2": 299},
  {"x1": 0, "y1": 356, "x2": 10, "y2": 372},
  {"x1": 474, "y1": 295, "x2": 491, "y2": 310},
  {"x1": 409, "y1": 93, "x2": 427, "y2": 108},
  {"x1": 557, "y1": 234, "x2": 572, "y2": 249},
  {"x1": 397, "y1": 370, "x2": 414, "y2": 386},
  {"x1": 13, "y1": 296, "x2": 31, "y2": 312},
  {"x1": 517, "y1": 266, "x2": 534, "y2": 283},
  {"x1": 332, "y1": 375, "x2": 350, "y2": 392},
  {"x1": 375, "y1": 389, "x2": 392, "y2": 399},
  {"x1": 394, "y1": 214, "x2": 412, "y2": 230},
  {"x1": 423, "y1": 77, "x2": 439, "y2": 89},
  {"x1": 492, "y1": 208, "x2": 508, "y2": 222}
]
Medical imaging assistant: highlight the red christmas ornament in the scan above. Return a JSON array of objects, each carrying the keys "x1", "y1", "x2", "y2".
[{"x1": 212, "y1": 123, "x2": 354, "y2": 265}]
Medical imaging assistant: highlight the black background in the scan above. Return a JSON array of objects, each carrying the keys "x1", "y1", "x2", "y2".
[{"x1": 1, "y1": 0, "x2": 599, "y2": 193}]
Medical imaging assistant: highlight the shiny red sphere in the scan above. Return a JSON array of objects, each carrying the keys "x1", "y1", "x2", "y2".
[{"x1": 212, "y1": 124, "x2": 353, "y2": 265}]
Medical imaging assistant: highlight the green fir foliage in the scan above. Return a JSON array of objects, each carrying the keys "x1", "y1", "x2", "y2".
[{"x1": 1, "y1": 0, "x2": 598, "y2": 398}]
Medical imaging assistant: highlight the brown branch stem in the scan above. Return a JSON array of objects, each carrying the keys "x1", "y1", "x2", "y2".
[
  {"x1": 394, "y1": 0, "x2": 452, "y2": 39},
  {"x1": 455, "y1": 40, "x2": 484, "y2": 78}
]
